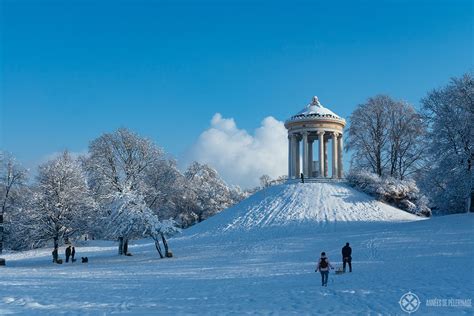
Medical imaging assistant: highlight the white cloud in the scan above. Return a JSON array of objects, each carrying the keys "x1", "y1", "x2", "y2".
[{"x1": 187, "y1": 113, "x2": 288, "y2": 188}]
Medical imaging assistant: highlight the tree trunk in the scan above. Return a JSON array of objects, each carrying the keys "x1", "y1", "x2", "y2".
[
  {"x1": 123, "y1": 239, "x2": 129, "y2": 255},
  {"x1": 161, "y1": 233, "x2": 170, "y2": 257},
  {"x1": 0, "y1": 214, "x2": 3, "y2": 255},
  {"x1": 118, "y1": 237, "x2": 124, "y2": 255},
  {"x1": 376, "y1": 150, "x2": 382, "y2": 177},
  {"x1": 467, "y1": 159, "x2": 473, "y2": 213},
  {"x1": 466, "y1": 193, "x2": 472, "y2": 213},
  {"x1": 470, "y1": 191, "x2": 474, "y2": 213},
  {"x1": 154, "y1": 239, "x2": 164, "y2": 258},
  {"x1": 53, "y1": 236, "x2": 59, "y2": 250}
]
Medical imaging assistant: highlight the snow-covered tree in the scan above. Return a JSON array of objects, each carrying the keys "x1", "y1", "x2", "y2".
[
  {"x1": 86, "y1": 128, "x2": 164, "y2": 198},
  {"x1": 0, "y1": 151, "x2": 28, "y2": 253},
  {"x1": 143, "y1": 158, "x2": 194, "y2": 222},
  {"x1": 346, "y1": 95, "x2": 425, "y2": 179},
  {"x1": 185, "y1": 162, "x2": 245, "y2": 223},
  {"x1": 86, "y1": 128, "x2": 167, "y2": 253},
  {"x1": 29, "y1": 151, "x2": 96, "y2": 249},
  {"x1": 105, "y1": 188, "x2": 152, "y2": 255},
  {"x1": 145, "y1": 217, "x2": 181, "y2": 258},
  {"x1": 4, "y1": 199, "x2": 35, "y2": 250},
  {"x1": 105, "y1": 188, "x2": 180, "y2": 257},
  {"x1": 420, "y1": 73, "x2": 473, "y2": 213}
]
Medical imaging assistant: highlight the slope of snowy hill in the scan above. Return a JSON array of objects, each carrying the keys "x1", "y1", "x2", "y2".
[
  {"x1": 189, "y1": 182, "x2": 421, "y2": 234},
  {"x1": 1, "y1": 183, "x2": 472, "y2": 315}
]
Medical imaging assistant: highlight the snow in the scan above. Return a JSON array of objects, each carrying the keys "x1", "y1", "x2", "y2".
[
  {"x1": 0, "y1": 183, "x2": 472, "y2": 315},
  {"x1": 188, "y1": 182, "x2": 422, "y2": 234},
  {"x1": 288, "y1": 96, "x2": 344, "y2": 121}
]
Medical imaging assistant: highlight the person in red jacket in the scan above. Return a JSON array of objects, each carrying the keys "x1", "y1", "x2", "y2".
[{"x1": 315, "y1": 252, "x2": 334, "y2": 286}]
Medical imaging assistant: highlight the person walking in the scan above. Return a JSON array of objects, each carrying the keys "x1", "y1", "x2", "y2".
[
  {"x1": 342, "y1": 242, "x2": 352, "y2": 272},
  {"x1": 315, "y1": 252, "x2": 334, "y2": 286},
  {"x1": 71, "y1": 246, "x2": 76, "y2": 262},
  {"x1": 65, "y1": 245, "x2": 72, "y2": 263}
]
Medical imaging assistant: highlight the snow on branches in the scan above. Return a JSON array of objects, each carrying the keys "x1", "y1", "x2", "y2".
[
  {"x1": 185, "y1": 162, "x2": 245, "y2": 223},
  {"x1": 29, "y1": 151, "x2": 97, "y2": 249},
  {"x1": 105, "y1": 188, "x2": 181, "y2": 240},
  {"x1": 420, "y1": 73, "x2": 473, "y2": 213},
  {"x1": 347, "y1": 169, "x2": 431, "y2": 217}
]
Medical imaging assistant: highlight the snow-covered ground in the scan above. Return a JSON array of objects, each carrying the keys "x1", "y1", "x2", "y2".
[
  {"x1": 1, "y1": 183, "x2": 473, "y2": 315},
  {"x1": 189, "y1": 182, "x2": 422, "y2": 235}
]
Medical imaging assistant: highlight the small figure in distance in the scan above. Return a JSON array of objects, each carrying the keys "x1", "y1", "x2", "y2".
[
  {"x1": 71, "y1": 246, "x2": 76, "y2": 262},
  {"x1": 342, "y1": 242, "x2": 352, "y2": 272},
  {"x1": 315, "y1": 251, "x2": 334, "y2": 286},
  {"x1": 300, "y1": 173, "x2": 304, "y2": 183},
  {"x1": 65, "y1": 245, "x2": 72, "y2": 263}
]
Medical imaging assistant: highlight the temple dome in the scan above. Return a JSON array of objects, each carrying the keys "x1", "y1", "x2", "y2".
[{"x1": 287, "y1": 96, "x2": 345, "y2": 122}]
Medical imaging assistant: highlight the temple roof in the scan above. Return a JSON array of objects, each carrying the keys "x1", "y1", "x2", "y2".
[{"x1": 287, "y1": 96, "x2": 344, "y2": 122}]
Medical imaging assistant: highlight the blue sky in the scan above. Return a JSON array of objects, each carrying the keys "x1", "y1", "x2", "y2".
[{"x1": 0, "y1": 0, "x2": 472, "y2": 183}]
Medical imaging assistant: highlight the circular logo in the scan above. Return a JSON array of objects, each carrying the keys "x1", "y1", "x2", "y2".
[{"x1": 399, "y1": 291, "x2": 421, "y2": 314}]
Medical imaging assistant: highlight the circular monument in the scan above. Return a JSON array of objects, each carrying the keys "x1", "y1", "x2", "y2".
[{"x1": 284, "y1": 96, "x2": 346, "y2": 180}]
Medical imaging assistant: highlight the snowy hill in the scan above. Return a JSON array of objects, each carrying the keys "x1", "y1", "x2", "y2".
[{"x1": 188, "y1": 181, "x2": 421, "y2": 234}]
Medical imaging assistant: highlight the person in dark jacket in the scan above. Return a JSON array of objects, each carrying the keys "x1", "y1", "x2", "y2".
[
  {"x1": 342, "y1": 242, "x2": 352, "y2": 272},
  {"x1": 71, "y1": 246, "x2": 76, "y2": 262},
  {"x1": 65, "y1": 245, "x2": 72, "y2": 263}
]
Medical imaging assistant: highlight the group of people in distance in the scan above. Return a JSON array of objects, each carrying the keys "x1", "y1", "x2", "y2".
[
  {"x1": 315, "y1": 242, "x2": 352, "y2": 286},
  {"x1": 52, "y1": 245, "x2": 76, "y2": 264}
]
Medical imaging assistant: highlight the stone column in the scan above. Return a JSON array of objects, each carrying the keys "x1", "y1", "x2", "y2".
[
  {"x1": 295, "y1": 136, "x2": 300, "y2": 177},
  {"x1": 291, "y1": 134, "x2": 298, "y2": 179},
  {"x1": 332, "y1": 132, "x2": 339, "y2": 179},
  {"x1": 324, "y1": 138, "x2": 328, "y2": 177},
  {"x1": 302, "y1": 132, "x2": 309, "y2": 178},
  {"x1": 308, "y1": 140, "x2": 313, "y2": 178},
  {"x1": 317, "y1": 131, "x2": 324, "y2": 178},
  {"x1": 338, "y1": 134, "x2": 343, "y2": 178},
  {"x1": 288, "y1": 134, "x2": 293, "y2": 178}
]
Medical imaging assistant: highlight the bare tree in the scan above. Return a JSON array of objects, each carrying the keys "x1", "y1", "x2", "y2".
[
  {"x1": 386, "y1": 100, "x2": 426, "y2": 180},
  {"x1": 346, "y1": 95, "x2": 391, "y2": 176},
  {"x1": 347, "y1": 95, "x2": 425, "y2": 179},
  {"x1": 259, "y1": 174, "x2": 271, "y2": 188},
  {"x1": 0, "y1": 152, "x2": 28, "y2": 254}
]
